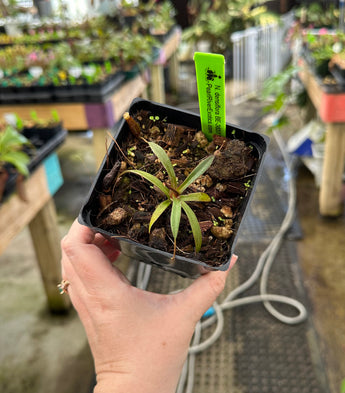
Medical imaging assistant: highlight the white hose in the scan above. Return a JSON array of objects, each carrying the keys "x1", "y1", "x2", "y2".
[
  {"x1": 176, "y1": 129, "x2": 307, "y2": 392},
  {"x1": 136, "y1": 129, "x2": 308, "y2": 393}
]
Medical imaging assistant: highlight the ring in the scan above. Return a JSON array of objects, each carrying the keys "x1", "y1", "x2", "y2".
[{"x1": 57, "y1": 279, "x2": 70, "y2": 295}]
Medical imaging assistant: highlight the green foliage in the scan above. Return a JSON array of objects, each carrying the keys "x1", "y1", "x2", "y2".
[
  {"x1": 261, "y1": 65, "x2": 304, "y2": 133},
  {"x1": 312, "y1": 45, "x2": 334, "y2": 65},
  {"x1": 51, "y1": 110, "x2": 60, "y2": 123},
  {"x1": 0, "y1": 126, "x2": 30, "y2": 176},
  {"x1": 14, "y1": 110, "x2": 61, "y2": 129},
  {"x1": 261, "y1": 65, "x2": 299, "y2": 100},
  {"x1": 137, "y1": 0, "x2": 176, "y2": 34},
  {"x1": 182, "y1": 0, "x2": 279, "y2": 55},
  {"x1": 295, "y1": 2, "x2": 339, "y2": 28},
  {"x1": 30, "y1": 110, "x2": 39, "y2": 123},
  {"x1": 14, "y1": 114, "x2": 24, "y2": 130},
  {"x1": 124, "y1": 141, "x2": 214, "y2": 258}
]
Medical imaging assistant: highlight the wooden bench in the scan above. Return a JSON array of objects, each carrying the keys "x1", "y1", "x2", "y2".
[{"x1": 299, "y1": 60, "x2": 345, "y2": 217}]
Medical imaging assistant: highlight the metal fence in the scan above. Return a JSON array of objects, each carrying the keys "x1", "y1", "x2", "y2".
[{"x1": 231, "y1": 11, "x2": 294, "y2": 104}]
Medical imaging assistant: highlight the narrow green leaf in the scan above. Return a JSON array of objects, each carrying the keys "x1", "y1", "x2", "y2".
[
  {"x1": 0, "y1": 126, "x2": 29, "y2": 151},
  {"x1": 51, "y1": 109, "x2": 60, "y2": 123},
  {"x1": 181, "y1": 201, "x2": 202, "y2": 252},
  {"x1": 30, "y1": 110, "x2": 39, "y2": 122},
  {"x1": 179, "y1": 192, "x2": 211, "y2": 203},
  {"x1": 149, "y1": 199, "x2": 171, "y2": 232},
  {"x1": 1, "y1": 151, "x2": 30, "y2": 175},
  {"x1": 15, "y1": 114, "x2": 24, "y2": 130},
  {"x1": 178, "y1": 155, "x2": 214, "y2": 193},
  {"x1": 170, "y1": 197, "x2": 181, "y2": 241},
  {"x1": 123, "y1": 169, "x2": 170, "y2": 198},
  {"x1": 148, "y1": 142, "x2": 177, "y2": 189}
]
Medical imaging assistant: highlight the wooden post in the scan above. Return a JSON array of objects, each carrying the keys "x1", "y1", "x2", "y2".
[
  {"x1": 29, "y1": 198, "x2": 71, "y2": 312},
  {"x1": 92, "y1": 128, "x2": 109, "y2": 169},
  {"x1": 168, "y1": 52, "x2": 179, "y2": 93},
  {"x1": 150, "y1": 64, "x2": 165, "y2": 104},
  {"x1": 319, "y1": 123, "x2": 345, "y2": 217}
]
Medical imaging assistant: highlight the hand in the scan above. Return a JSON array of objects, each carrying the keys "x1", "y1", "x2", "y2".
[{"x1": 61, "y1": 219, "x2": 238, "y2": 393}]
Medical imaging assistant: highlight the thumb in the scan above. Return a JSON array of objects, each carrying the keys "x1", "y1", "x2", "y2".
[{"x1": 177, "y1": 254, "x2": 238, "y2": 323}]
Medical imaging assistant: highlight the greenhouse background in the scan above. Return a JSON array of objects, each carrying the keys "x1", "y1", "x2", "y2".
[{"x1": 0, "y1": 1, "x2": 344, "y2": 393}]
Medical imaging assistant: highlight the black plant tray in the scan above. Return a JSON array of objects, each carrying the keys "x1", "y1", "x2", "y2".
[
  {"x1": 78, "y1": 98, "x2": 269, "y2": 279},
  {"x1": 22, "y1": 122, "x2": 63, "y2": 137},
  {"x1": 0, "y1": 72, "x2": 126, "y2": 104},
  {"x1": 53, "y1": 71, "x2": 126, "y2": 103},
  {"x1": 1, "y1": 124, "x2": 67, "y2": 202},
  {"x1": 0, "y1": 84, "x2": 54, "y2": 103}
]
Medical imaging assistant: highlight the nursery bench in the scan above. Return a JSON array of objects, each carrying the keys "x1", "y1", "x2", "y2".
[
  {"x1": 0, "y1": 27, "x2": 181, "y2": 167},
  {"x1": 0, "y1": 153, "x2": 70, "y2": 313},
  {"x1": 299, "y1": 59, "x2": 345, "y2": 217}
]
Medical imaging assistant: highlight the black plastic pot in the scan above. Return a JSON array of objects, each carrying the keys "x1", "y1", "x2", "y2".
[
  {"x1": 303, "y1": 48, "x2": 332, "y2": 78},
  {"x1": 1, "y1": 124, "x2": 67, "y2": 202},
  {"x1": 329, "y1": 63, "x2": 345, "y2": 89},
  {"x1": 22, "y1": 122, "x2": 66, "y2": 164},
  {"x1": 78, "y1": 98, "x2": 269, "y2": 278}
]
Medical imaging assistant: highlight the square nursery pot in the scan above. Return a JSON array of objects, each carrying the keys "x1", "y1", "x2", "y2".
[
  {"x1": 78, "y1": 98, "x2": 269, "y2": 278},
  {"x1": 1, "y1": 123, "x2": 67, "y2": 202}
]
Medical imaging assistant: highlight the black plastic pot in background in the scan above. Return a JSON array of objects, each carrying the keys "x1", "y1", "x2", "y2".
[
  {"x1": 78, "y1": 98, "x2": 269, "y2": 278},
  {"x1": 303, "y1": 48, "x2": 332, "y2": 78},
  {"x1": 329, "y1": 63, "x2": 345, "y2": 89},
  {"x1": 1, "y1": 124, "x2": 67, "y2": 202}
]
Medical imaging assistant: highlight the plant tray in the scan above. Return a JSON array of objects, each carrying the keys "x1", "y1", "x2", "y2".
[
  {"x1": 53, "y1": 71, "x2": 126, "y2": 103},
  {"x1": 0, "y1": 72, "x2": 125, "y2": 104},
  {"x1": 79, "y1": 98, "x2": 269, "y2": 278}
]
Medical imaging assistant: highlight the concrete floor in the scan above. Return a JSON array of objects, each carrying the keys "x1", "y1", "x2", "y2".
[
  {"x1": 296, "y1": 167, "x2": 345, "y2": 393},
  {"x1": 0, "y1": 98, "x2": 344, "y2": 393}
]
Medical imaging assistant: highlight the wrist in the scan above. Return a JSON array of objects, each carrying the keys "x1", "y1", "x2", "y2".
[{"x1": 94, "y1": 372, "x2": 178, "y2": 393}]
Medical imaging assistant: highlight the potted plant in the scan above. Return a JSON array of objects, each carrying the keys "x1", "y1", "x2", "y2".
[
  {"x1": 115, "y1": 0, "x2": 151, "y2": 28},
  {"x1": 137, "y1": 0, "x2": 176, "y2": 39},
  {"x1": 19, "y1": 110, "x2": 63, "y2": 135},
  {"x1": 0, "y1": 124, "x2": 30, "y2": 202},
  {"x1": 12, "y1": 111, "x2": 67, "y2": 171},
  {"x1": 79, "y1": 98, "x2": 269, "y2": 278},
  {"x1": 118, "y1": 30, "x2": 158, "y2": 79}
]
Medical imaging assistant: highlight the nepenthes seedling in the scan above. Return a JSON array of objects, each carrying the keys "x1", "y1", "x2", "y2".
[{"x1": 123, "y1": 141, "x2": 214, "y2": 260}]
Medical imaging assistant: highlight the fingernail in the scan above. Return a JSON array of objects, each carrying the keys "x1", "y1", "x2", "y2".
[{"x1": 229, "y1": 254, "x2": 238, "y2": 269}]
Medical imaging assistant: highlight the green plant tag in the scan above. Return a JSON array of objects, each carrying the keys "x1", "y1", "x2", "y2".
[{"x1": 194, "y1": 52, "x2": 226, "y2": 140}]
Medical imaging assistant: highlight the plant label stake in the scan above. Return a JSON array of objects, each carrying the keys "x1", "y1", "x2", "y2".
[{"x1": 194, "y1": 52, "x2": 226, "y2": 141}]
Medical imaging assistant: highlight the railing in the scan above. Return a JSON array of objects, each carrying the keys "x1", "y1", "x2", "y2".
[{"x1": 231, "y1": 11, "x2": 294, "y2": 104}]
